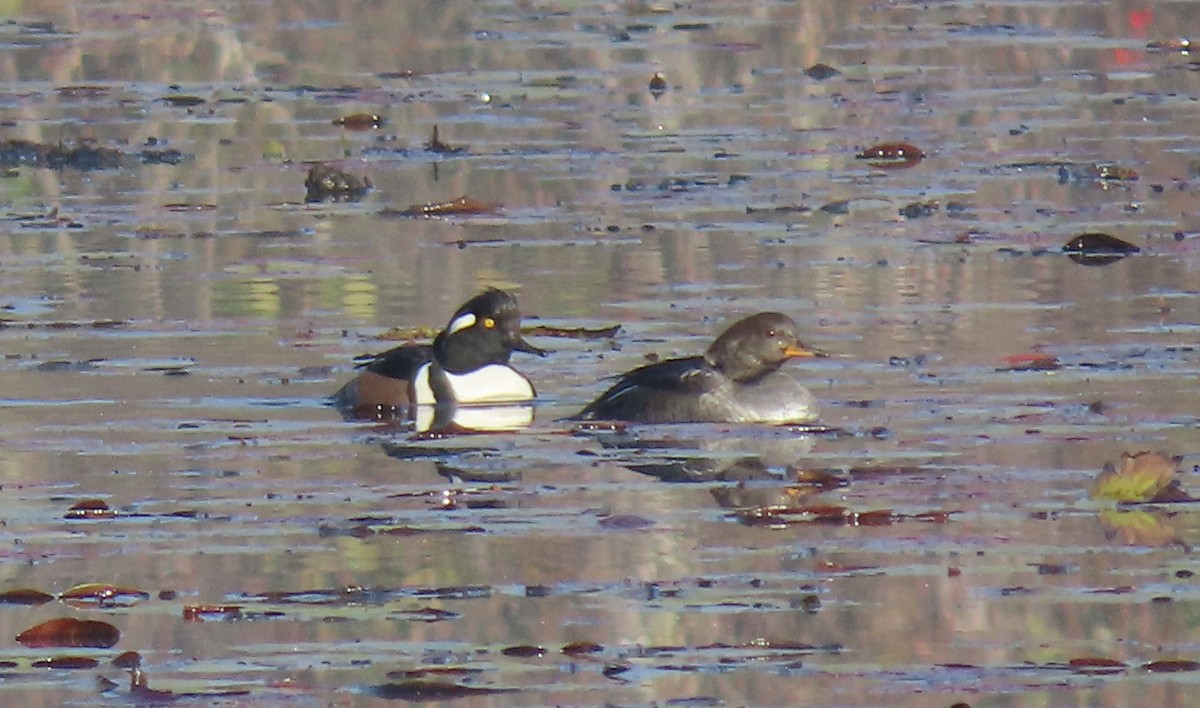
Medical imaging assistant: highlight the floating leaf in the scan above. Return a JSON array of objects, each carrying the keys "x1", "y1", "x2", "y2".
[
  {"x1": 805, "y1": 63, "x2": 840, "y2": 80},
  {"x1": 997, "y1": 353, "x2": 1060, "y2": 372},
  {"x1": 1063, "y1": 233, "x2": 1141, "y2": 266},
  {"x1": 502, "y1": 645, "x2": 546, "y2": 658},
  {"x1": 64, "y1": 499, "x2": 115, "y2": 519},
  {"x1": 1069, "y1": 656, "x2": 1127, "y2": 674},
  {"x1": 381, "y1": 196, "x2": 501, "y2": 219},
  {"x1": 332, "y1": 113, "x2": 384, "y2": 130},
  {"x1": 1091, "y1": 451, "x2": 1181, "y2": 503},
  {"x1": 31, "y1": 655, "x2": 99, "y2": 669},
  {"x1": 1144, "y1": 660, "x2": 1200, "y2": 673},
  {"x1": 562, "y1": 642, "x2": 604, "y2": 656},
  {"x1": 16, "y1": 618, "x2": 120, "y2": 648},
  {"x1": 0, "y1": 588, "x2": 54, "y2": 605},
  {"x1": 161, "y1": 94, "x2": 205, "y2": 107},
  {"x1": 60, "y1": 583, "x2": 150, "y2": 608},
  {"x1": 856, "y1": 142, "x2": 925, "y2": 169}
]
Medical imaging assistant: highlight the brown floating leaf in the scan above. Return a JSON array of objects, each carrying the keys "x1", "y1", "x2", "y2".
[
  {"x1": 32, "y1": 655, "x2": 99, "y2": 669},
  {"x1": 60, "y1": 583, "x2": 150, "y2": 608},
  {"x1": 523, "y1": 324, "x2": 621, "y2": 340},
  {"x1": 1063, "y1": 232, "x2": 1141, "y2": 266},
  {"x1": 381, "y1": 195, "x2": 501, "y2": 219},
  {"x1": 805, "y1": 63, "x2": 840, "y2": 80},
  {"x1": 1143, "y1": 660, "x2": 1200, "y2": 673},
  {"x1": 1091, "y1": 451, "x2": 1181, "y2": 503},
  {"x1": 856, "y1": 142, "x2": 925, "y2": 169},
  {"x1": 111, "y1": 650, "x2": 142, "y2": 669},
  {"x1": 1069, "y1": 656, "x2": 1126, "y2": 674},
  {"x1": 368, "y1": 681, "x2": 518, "y2": 700},
  {"x1": 161, "y1": 94, "x2": 205, "y2": 107},
  {"x1": 502, "y1": 645, "x2": 546, "y2": 658},
  {"x1": 16, "y1": 618, "x2": 120, "y2": 648},
  {"x1": 997, "y1": 353, "x2": 1061, "y2": 372},
  {"x1": 562, "y1": 642, "x2": 604, "y2": 656},
  {"x1": 0, "y1": 588, "x2": 55, "y2": 605},
  {"x1": 333, "y1": 113, "x2": 384, "y2": 130},
  {"x1": 64, "y1": 499, "x2": 115, "y2": 519}
]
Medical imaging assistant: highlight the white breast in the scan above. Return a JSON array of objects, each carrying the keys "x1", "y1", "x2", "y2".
[{"x1": 412, "y1": 363, "x2": 535, "y2": 406}]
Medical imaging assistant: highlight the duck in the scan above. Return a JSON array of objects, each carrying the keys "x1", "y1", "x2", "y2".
[
  {"x1": 573, "y1": 312, "x2": 825, "y2": 424},
  {"x1": 332, "y1": 288, "x2": 546, "y2": 420}
]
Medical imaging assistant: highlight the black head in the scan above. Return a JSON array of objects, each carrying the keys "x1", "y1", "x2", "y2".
[
  {"x1": 703, "y1": 312, "x2": 826, "y2": 382},
  {"x1": 433, "y1": 288, "x2": 547, "y2": 373}
]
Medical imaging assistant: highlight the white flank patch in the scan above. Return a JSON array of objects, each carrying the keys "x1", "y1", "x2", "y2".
[
  {"x1": 446, "y1": 312, "x2": 477, "y2": 334},
  {"x1": 411, "y1": 363, "x2": 436, "y2": 405}
]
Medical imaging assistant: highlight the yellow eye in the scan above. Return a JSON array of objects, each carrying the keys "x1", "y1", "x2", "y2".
[{"x1": 483, "y1": 317, "x2": 496, "y2": 329}]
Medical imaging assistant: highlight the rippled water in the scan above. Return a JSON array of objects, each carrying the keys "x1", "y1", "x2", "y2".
[{"x1": 0, "y1": 0, "x2": 1199, "y2": 705}]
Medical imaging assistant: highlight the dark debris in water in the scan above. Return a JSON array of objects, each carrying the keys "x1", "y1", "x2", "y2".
[
  {"x1": 367, "y1": 680, "x2": 518, "y2": 701},
  {"x1": 1058, "y1": 162, "x2": 1138, "y2": 184},
  {"x1": 424, "y1": 124, "x2": 466, "y2": 154},
  {"x1": 0, "y1": 139, "x2": 185, "y2": 171},
  {"x1": 304, "y1": 163, "x2": 372, "y2": 203},
  {"x1": 523, "y1": 323, "x2": 621, "y2": 339}
]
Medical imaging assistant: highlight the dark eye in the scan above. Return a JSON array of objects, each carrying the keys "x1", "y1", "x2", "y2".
[{"x1": 766, "y1": 329, "x2": 776, "y2": 337}]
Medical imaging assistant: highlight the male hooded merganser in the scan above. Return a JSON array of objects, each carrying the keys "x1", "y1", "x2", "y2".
[
  {"x1": 332, "y1": 288, "x2": 546, "y2": 420},
  {"x1": 573, "y1": 312, "x2": 826, "y2": 424}
]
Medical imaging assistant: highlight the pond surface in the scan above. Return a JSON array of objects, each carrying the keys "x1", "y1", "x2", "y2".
[{"x1": 0, "y1": 0, "x2": 1199, "y2": 705}]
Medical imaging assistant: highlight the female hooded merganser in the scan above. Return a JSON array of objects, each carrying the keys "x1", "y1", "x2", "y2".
[
  {"x1": 332, "y1": 288, "x2": 546, "y2": 420},
  {"x1": 574, "y1": 312, "x2": 826, "y2": 424}
]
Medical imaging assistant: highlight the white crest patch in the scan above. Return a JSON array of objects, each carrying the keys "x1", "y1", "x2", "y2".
[
  {"x1": 411, "y1": 363, "x2": 436, "y2": 405},
  {"x1": 446, "y1": 312, "x2": 477, "y2": 335}
]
